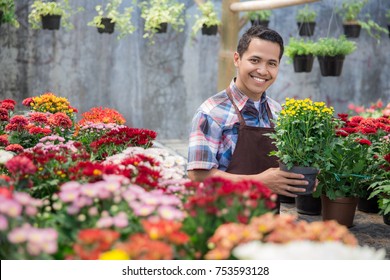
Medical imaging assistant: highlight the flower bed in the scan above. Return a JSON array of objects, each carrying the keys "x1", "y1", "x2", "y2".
[{"x1": 0, "y1": 94, "x2": 385, "y2": 260}]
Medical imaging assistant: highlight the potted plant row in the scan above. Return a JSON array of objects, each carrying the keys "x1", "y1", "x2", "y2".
[
  {"x1": 87, "y1": 0, "x2": 135, "y2": 39},
  {"x1": 191, "y1": 0, "x2": 221, "y2": 37},
  {"x1": 0, "y1": 0, "x2": 19, "y2": 28},
  {"x1": 285, "y1": 36, "x2": 356, "y2": 76},
  {"x1": 296, "y1": 4, "x2": 317, "y2": 37}
]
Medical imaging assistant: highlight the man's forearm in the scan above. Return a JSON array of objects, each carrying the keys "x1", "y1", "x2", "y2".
[{"x1": 188, "y1": 168, "x2": 255, "y2": 182}]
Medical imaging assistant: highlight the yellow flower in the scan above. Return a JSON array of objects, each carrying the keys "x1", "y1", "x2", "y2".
[{"x1": 99, "y1": 249, "x2": 129, "y2": 260}]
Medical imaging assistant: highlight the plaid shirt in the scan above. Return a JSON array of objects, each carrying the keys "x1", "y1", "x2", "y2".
[{"x1": 187, "y1": 80, "x2": 282, "y2": 171}]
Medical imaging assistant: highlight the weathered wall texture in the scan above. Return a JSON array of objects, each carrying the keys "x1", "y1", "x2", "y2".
[{"x1": 0, "y1": 0, "x2": 389, "y2": 139}]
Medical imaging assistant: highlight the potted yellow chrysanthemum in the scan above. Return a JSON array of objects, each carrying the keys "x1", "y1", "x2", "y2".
[{"x1": 269, "y1": 98, "x2": 335, "y2": 195}]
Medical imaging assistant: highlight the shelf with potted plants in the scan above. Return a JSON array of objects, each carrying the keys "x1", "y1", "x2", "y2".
[
  {"x1": 191, "y1": 0, "x2": 221, "y2": 37},
  {"x1": 285, "y1": 37, "x2": 315, "y2": 73},
  {"x1": 337, "y1": 0, "x2": 388, "y2": 41},
  {"x1": 87, "y1": 0, "x2": 135, "y2": 39},
  {"x1": 28, "y1": 0, "x2": 83, "y2": 31},
  {"x1": 295, "y1": 4, "x2": 317, "y2": 37},
  {"x1": 139, "y1": 0, "x2": 185, "y2": 44},
  {"x1": 312, "y1": 35, "x2": 357, "y2": 77},
  {"x1": 0, "y1": 0, "x2": 19, "y2": 28}
]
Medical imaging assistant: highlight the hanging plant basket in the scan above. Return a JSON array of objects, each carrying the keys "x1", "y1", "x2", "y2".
[
  {"x1": 201, "y1": 24, "x2": 218, "y2": 36},
  {"x1": 97, "y1": 18, "x2": 115, "y2": 34},
  {"x1": 41, "y1": 15, "x2": 61, "y2": 30},
  {"x1": 293, "y1": 55, "x2": 314, "y2": 73},
  {"x1": 317, "y1": 55, "x2": 345, "y2": 77},
  {"x1": 297, "y1": 22, "x2": 316, "y2": 36},
  {"x1": 0, "y1": 11, "x2": 3, "y2": 25},
  {"x1": 388, "y1": 25, "x2": 390, "y2": 38},
  {"x1": 250, "y1": 20, "x2": 269, "y2": 28},
  {"x1": 156, "y1": 22, "x2": 168, "y2": 33},
  {"x1": 343, "y1": 23, "x2": 361, "y2": 38}
]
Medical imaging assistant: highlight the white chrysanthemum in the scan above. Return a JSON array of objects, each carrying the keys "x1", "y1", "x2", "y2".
[
  {"x1": 233, "y1": 241, "x2": 386, "y2": 260},
  {"x1": 0, "y1": 150, "x2": 14, "y2": 164}
]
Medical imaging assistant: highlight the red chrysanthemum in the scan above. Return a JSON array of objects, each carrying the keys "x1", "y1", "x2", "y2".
[
  {"x1": 48, "y1": 112, "x2": 73, "y2": 128},
  {"x1": 22, "y1": 97, "x2": 34, "y2": 107},
  {"x1": 0, "y1": 134, "x2": 9, "y2": 146},
  {"x1": 0, "y1": 108, "x2": 9, "y2": 121},
  {"x1": 5, "y1": 155, "x2": 37, "y2": 175},
  {"x1": 29, "y1": 112, "x2": 48, "y2": 124},
  {"x1": 5, "y1": 144, "x2": 24, "y2": 153}
]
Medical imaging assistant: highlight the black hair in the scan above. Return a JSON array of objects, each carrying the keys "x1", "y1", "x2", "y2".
[{"x1": 237, "y1": 25, "x2": 284, "y2": 60}]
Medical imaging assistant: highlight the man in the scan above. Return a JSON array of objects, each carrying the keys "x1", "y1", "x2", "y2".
[{"x1": 187, "y1": 25, "x2": 308, "y2": 200}]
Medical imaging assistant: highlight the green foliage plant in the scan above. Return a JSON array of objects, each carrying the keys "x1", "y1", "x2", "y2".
[
  {"x1": 28, "y1": 0, "x2": 83, "y2": 30},
  {"x1": 247, "y1": 9, "x2": 271, "y2": 22},
  {"x1": 312, "y1": 36, "x2": 357, "y2": 57},
  {"x1": 191, "y1": 0, "x2": 221, "y2": 37},
  {"x1": 87, "y1": 0, "x2": 135, "y2": 39},
  {"x1": 0, "y1": 0, "x2": 19, "y2": 27},
  {"x1": 284, "y1": 37, "x2": 315, "y2": 63},
  {"x1": 337, "y1": 0, "x2": 388, "y2": 43},
  {"x1": 140, "y1": 0, "x2": 185, "y2": 43},
  {"x1": 296, "y1": 4, "x2": 317, "y2": 23}
]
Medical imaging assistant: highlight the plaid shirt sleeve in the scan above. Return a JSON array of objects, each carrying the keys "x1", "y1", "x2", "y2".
[{"x1": 187, "y1": 110, "x2": 223, "y2": 171}]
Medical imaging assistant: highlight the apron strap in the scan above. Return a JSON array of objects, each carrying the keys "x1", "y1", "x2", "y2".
[
  {"x1": 226, "y1": 87, "x2": 246, "y2": 126},
  {"x1": 226, "y1": 86, "x2": 275, "y2": 128}
]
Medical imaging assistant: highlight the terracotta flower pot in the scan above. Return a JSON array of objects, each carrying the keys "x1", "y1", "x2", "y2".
[
  {"x1": 279, "y1": 163, "x2": 318, "y2": 195},
  {"x1": 321, "y1": 195, "x2": 358, "y2": 228}
]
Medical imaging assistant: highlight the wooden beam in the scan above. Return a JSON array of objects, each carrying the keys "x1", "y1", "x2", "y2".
[
  {"x1": 230, "y1": 0, "x2": 320, "y2": 12},
  {"x1": 217, "y1": 0, "x2": 240, "y2": 91}
]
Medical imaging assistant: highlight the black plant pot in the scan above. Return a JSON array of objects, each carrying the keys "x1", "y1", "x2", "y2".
[
  {"x1": 384, "y1": 213, "x2": 390, "y2": 225},
  {"x1": 293, "y1": 55, "x2": 314, "y2": 73},
  {"x1": 297, "y1": 22, "x2": 316, "y2": 36},
  {"x1": 250, "y1": 20, "x2": 269, "y2": 28},
  {"x1": 358, "y1": 193, "x2": 379, "y2": 213},
  {"x1": 156, "y1": 22, "x2": 168, "y2": 33},
  {"x1": 0, "y1": 11, "x2": 3, "y2": 25},
  {"x1": 279, "y1": 163, "x2": 319, "y2": 195},
  {"x1": 97, "y1": 17, "x2": 115, "y2": 34},
  {"x1": 278, "y1": 194, "x2": 295, "y2": 204},
  {"x1": 317, "y1": 55, "x2": 345, "y2": 77},
  {"x1": 343, "y1": 24, "x2": 361, "y2": 38},
  {"x1": 388, "y1": 25, "x2": 390, "y2": 38},
  {"x1": 41, "y1": 15, "x2": 61, "y2": 30},
  {"x1": 201, "y1": 24, "x2": 218, "y2": 36},
  {"x1": 296, "y1": 194, "x2": 321, "y2": 215}
]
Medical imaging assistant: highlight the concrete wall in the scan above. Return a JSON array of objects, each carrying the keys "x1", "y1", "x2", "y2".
[{"x1": 0, "y1": 0, "x2": 389, "y2": 140}]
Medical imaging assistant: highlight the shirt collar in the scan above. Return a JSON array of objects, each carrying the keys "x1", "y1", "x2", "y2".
[{"x1": 229, "y1": 78, "x2": 268, "y2": 111}]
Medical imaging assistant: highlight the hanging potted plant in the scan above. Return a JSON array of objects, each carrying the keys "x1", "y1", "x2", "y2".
[
  {"x1": 312, "y1": 36, "x2": 357, "y2": 77},
  {"x1": 87, "y1": 0, "x2": 135, "y2": 39},
  {"x1": 296, "y1": 5, "x2": 317, "y2": 37},
  {"x1": 337, "y1": 0, "x2": 367, "y2": 38},
  {"x1": 191, "y1": 0, "x2": 221, "y2": 37},
  {"x1": 0, "y1": 0, "x2": 19, "y2": 28},
  {"x1": 247, "y1": 9, "x2": 271, "y2": 27},
  {"x1": 285, "y1": 37, "x2": 315, "y2": 73},
  {"x1": 139, "y1": 0, "x2": 185, "y2": 43},
  {"x1": 387, "y1": 10, "x2": 390, "y2": 39},
  {"x1": 28, "y1": 0, "x2": 82, "y2": 31}
]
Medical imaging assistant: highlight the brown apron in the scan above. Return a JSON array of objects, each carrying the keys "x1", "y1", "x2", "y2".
[{"x1": 225, "y1": 87, "x2": 280, "y2": 212}]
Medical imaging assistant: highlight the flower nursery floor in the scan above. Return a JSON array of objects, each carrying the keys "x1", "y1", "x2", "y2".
[{"x1": 157, "y1": 139, "x2": 390, "y2": 260}]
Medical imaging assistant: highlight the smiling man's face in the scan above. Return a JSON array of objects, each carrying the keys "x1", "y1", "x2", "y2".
[{"x1": 233, "y1": 38, "x2": 281, "y2": 101}]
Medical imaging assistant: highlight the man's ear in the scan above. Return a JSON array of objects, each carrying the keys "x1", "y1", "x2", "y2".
[{"x1": 233, "y1": 52, "x2": 240, "y2": 67}]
